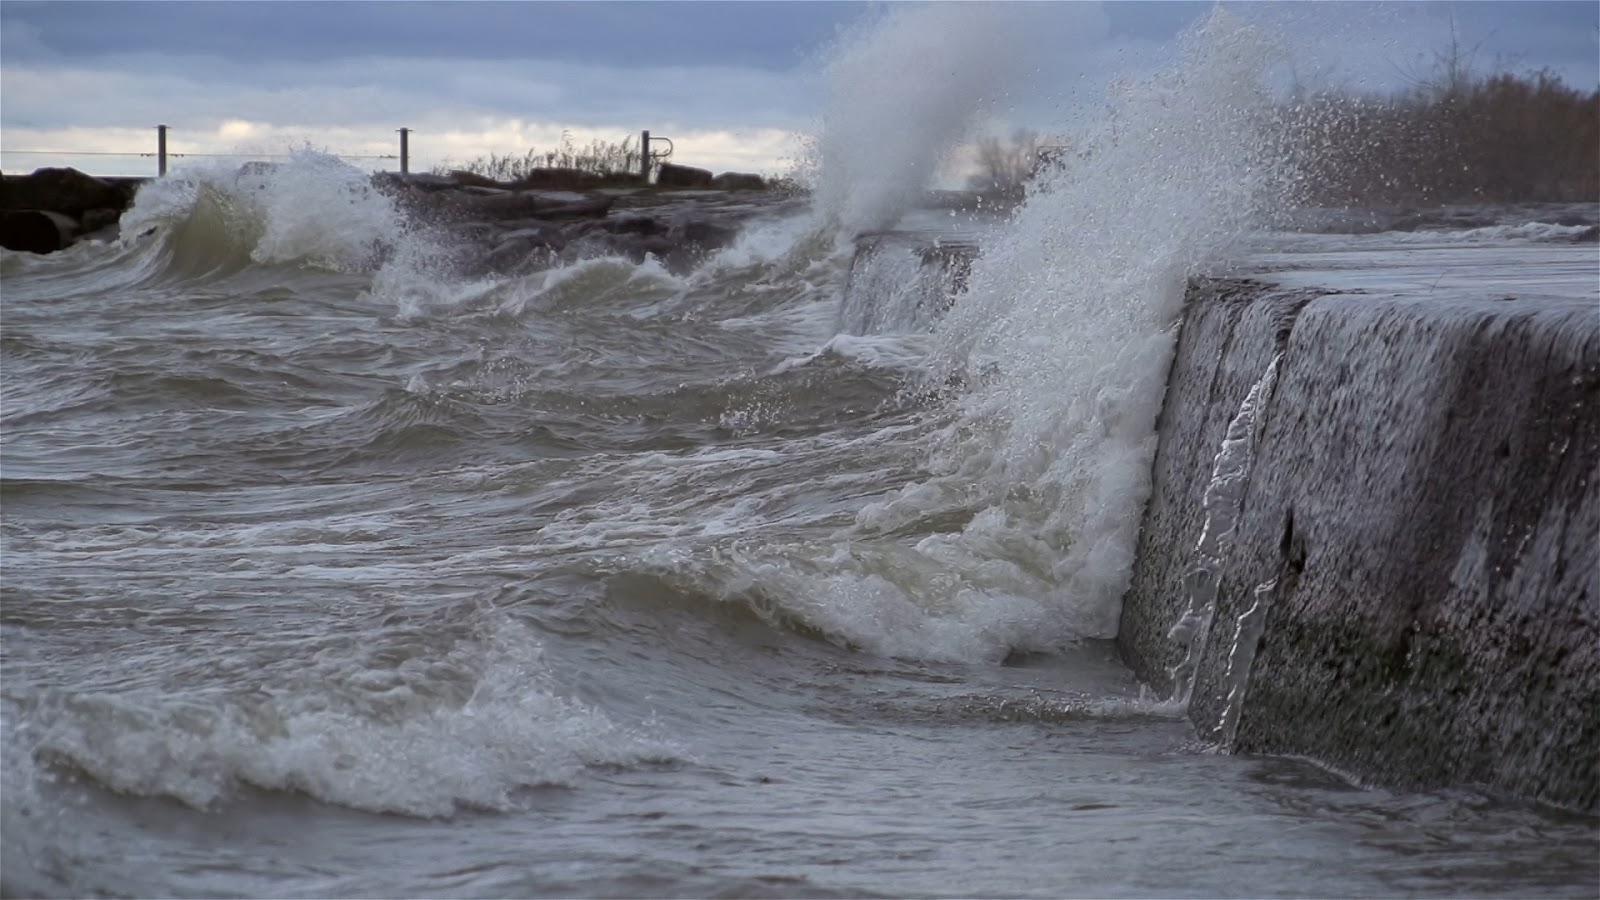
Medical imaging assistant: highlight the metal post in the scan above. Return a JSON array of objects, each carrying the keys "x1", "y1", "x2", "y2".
[
  {"x1": 640, "y1": 130, "x2": 650, "y2": 182},
  {"x1": 157, "y1": 124, "x2": 168, "y2": 176},
  {"x1": 398, "y1": 127, "x2": 411, "y2": 174}
]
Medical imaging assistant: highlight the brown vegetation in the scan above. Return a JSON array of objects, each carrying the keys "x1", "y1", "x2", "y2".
[
  {"x1": 435, "y1": 132, "x2": 651, "y2": 182},
  {"x1": 1279, "y1": 65, "x2": 1599, "y2": 206},
  {"x1": 973, "y1": 48, "x2": 1596, "y2": 210}
]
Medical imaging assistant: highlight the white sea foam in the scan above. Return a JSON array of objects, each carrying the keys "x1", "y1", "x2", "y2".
[{"x1": 768, "y1": 332, "x2": 934, "y2": 375}]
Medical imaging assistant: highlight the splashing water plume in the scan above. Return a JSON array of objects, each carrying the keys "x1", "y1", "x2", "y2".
[
  {"x1": 808, "y1": 3, "x2": 1032, "y2": 236},
  {"x1": 116, "y1": 149, "x2": 479, "y2": 317},
  {"x1": 843, "y1": 13, "x2": 1292, "y2": 653},
  {"x1": 121, "y1": 150, "x2": 413, "y2": 273}
]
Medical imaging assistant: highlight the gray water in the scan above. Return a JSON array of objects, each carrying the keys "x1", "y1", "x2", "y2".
[
  {"x1": 4, "y1": 11, "x2": 1599, "y2": 897},
  {"x1": 5, "y1": 165, "x2": 1597, "y2": 899}
]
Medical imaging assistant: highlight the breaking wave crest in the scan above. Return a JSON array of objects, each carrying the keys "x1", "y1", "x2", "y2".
[{"x1": 6, "y1": 619, "x2": 676, "y2": 818}]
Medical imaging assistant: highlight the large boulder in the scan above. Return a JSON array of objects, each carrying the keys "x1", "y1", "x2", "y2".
[
  {"x1": 513, "y1": 168, "x2": 602, "y2": 190},
  {"x1": 673, "y1": 218, "x2": 736, "y2": 250},
  {"x1": 1, "y1": 168, "x2": 128, "y2": 217},
  {"x1": 597, "y1": 216, "x2": 669, "y2": 237},
  {"x1": 711, "y1": 171, "x2": 765, "y2": 191},
  {"x1": 376, "y1": 172, "x2": 459, "y2": 192},
  {"x1": 533, "y1": 197, "x2": 617, "y2": 220},
  {"x1": 431, "y1": 190, "x2": 615, "y2": 222},
  {"x1": 480, "y1": 225, "x2": 567, "y2": 276},
  {"x1": 448, "y1": 170, "x2": 507, "y2": 189},
  {"x1": 1, "y1": 209, "x2": 80, "y2": 253},
  {"x1": 655, "y1": 163, "x2": 714, "y2": 189}
]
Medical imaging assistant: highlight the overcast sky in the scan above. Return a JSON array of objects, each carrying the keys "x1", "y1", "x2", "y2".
[{"x1": 3, "y1": 1, "x2": 1596, "y2": 179}]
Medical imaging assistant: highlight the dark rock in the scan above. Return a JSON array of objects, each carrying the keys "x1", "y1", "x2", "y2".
[
  {"x1": 638, "y1": 236, "x2": 679, "y2": 261},
  {"x1": 449, "y1": 170, "x2": 506, "y2": 189},
  {"x1": 80, "y1": 207, "x2": 122, "y2": 233},
  {"x1": 377, "y1": 172, "x2": 459, "y2": 192},
  {"x1": 711, "y1": 172, "x2": 766, "y2": 191},
  {"x1": 483, "y1": 229, "x2": 563, "y2": 275},
  {"x1": 447, "y1": 191, "x2": 548, "y2": 219},
  {"x1": 655, "y1": 163, "x2": 714, "y2": 189},
  {"x1": 501, "y1": 224, "x2": 566, "y2": 246},
  {"x1": 2, "y1": 168, "x2": 123, "y2": 217},
  {"x1": 446, "y1": 222, "x2": 505, "y2": 244},
  {"x1": 1, "y1": 209, "x2": 81, "y2": 253},
  {"x1": 100, "y1": 177, "x2": 143, "y2": 209},
  {"x1": 593, "y1": 172, "x2": 647, "y2": 188},
  {"x1": 441, "y1": 191, "x2": 613, "y2": 222},
  {"x1": 601, "y1": 216, "x2": 668, "y2": 237},
  {"x1": 535, "y1": 197, "x2": 616, "y2": 220},
  {"x1": 558, "y1": 216, "x2": 732, "y2": 275},
  {"x1": 674, "y1": 218, "x2": 737, "y2": 249},
  {"x1": 512, "y1": 168, "x2": 602, "y2": 190}
]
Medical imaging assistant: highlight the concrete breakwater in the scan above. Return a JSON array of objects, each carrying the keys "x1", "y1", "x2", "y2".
[
  {"x1": 1122, "y1": 263, "x2": 1598, "y2": 812},
  {"x1": 846, "y1": 232, "x2": 1598, "y2": 811}
]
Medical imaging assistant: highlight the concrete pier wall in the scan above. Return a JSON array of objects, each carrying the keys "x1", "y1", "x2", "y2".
[{"x1": 1119, "y1": 277, "x2": 1600, "y2": 811}]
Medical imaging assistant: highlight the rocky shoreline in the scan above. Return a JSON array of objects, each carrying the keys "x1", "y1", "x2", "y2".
[
  {"x1": 0, "y1": 163, "x2": 799, "y2": 273},
  {"x1": 378, "y1": 166, "x2": 805, "y2": 277},
  {"x1": 0, "y1": 168, "x2": 143, "y2": 254}
]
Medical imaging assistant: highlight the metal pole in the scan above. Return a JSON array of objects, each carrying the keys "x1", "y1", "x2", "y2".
[
  {"x1": 640, "y1": 130, "x2": 650, "y2": 182},
  {"x1": 157, "y1": 124, "x2": 168, "y2": 176},
  {"x1": 398, "y1": 128, "x2": 411, "y2": 174}
]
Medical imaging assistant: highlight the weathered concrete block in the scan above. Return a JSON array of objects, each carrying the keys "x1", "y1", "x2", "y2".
[
  {"x1": 711, "y1": 171, "x2": 766, "y2": 191},
  {"x1": 841, "y1": 234, "x2": 979, "y2": 334},
  {"x1": 655, "y1": 163, "x2": 714, "y2": 190},
  {"x1": 1119, "y1": 280, "x2": 1315, "y2": 688},
  {"x1": 1121, "y1": 280, "x2": 1600, "y2": 811}
]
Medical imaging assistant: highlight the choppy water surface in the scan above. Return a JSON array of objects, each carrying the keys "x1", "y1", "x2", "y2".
[{"x1": 5, "y1": 10, "x2": 1598, "y2": 899}]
